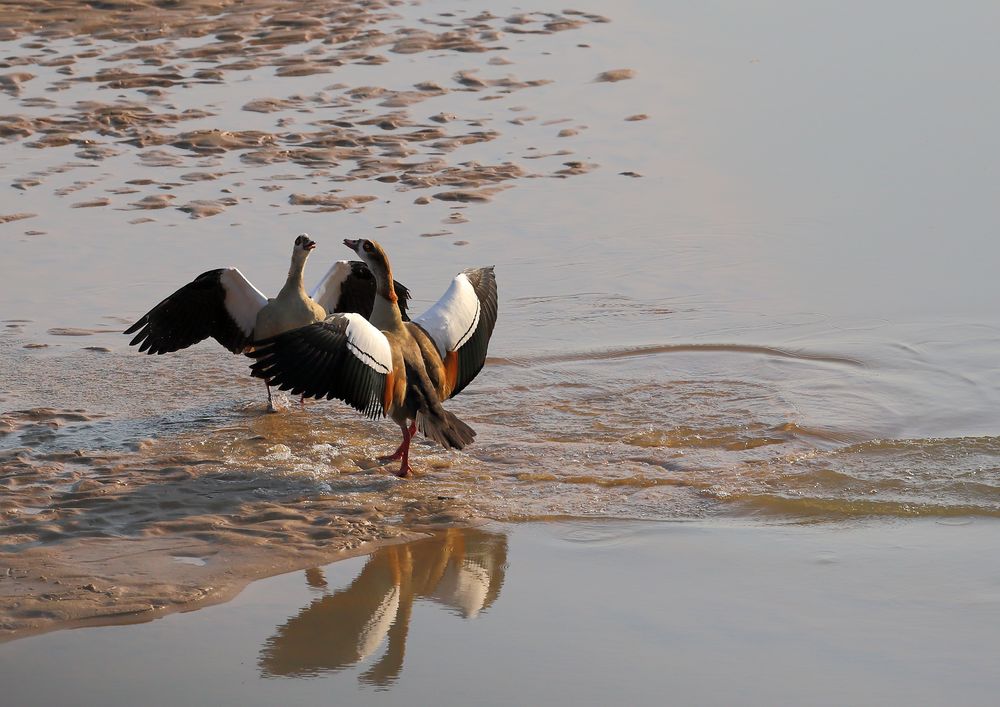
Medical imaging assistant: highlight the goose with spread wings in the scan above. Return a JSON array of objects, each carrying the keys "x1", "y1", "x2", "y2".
[
  {"x1": 249, "y1": 238, "x2": 497, "y2": 476},
  {"x1": 124, "y1": 234, "x2": 411, "y2": 410}
]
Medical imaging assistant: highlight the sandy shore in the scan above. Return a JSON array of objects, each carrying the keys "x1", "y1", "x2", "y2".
[{"x1": 0, "y1": 528, "x2": 424, "y2": 639}]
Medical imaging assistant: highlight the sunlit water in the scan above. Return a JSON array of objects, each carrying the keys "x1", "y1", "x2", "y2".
[{"x1": 3, "y1": 0, "x2": 1000, "y2": 535}]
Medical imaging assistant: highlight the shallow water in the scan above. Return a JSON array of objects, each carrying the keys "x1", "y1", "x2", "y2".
[
  {"x1": 2, "y1": 521, "x2": 999, "y2": 706},
  {"x1": 2, "y1": 0, "x2": 1000, "y2": 635}
]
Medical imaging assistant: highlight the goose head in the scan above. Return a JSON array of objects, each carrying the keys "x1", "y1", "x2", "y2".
[
  {"x1": 294, "y1": 233, "x2": 316, "y2": 252},
  {"x1": 344, "y1": 238, "x2": 390, "y2": 278},
  {"x1": 291, "y1": 233, "x2": 317, "y2": 266}
]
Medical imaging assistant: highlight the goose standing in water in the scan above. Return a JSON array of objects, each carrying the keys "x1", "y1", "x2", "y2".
[
  {"x1": 124, "y1": 234, "x2": 411, "y2": 411},
  {"x1": 249, "y1": 238, "x2": 497, "y2": 477}
]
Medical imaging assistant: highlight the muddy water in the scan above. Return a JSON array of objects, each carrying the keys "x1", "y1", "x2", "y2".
[{"x1": 2, "y1": 0, "x2": 1000, "y2": 635}]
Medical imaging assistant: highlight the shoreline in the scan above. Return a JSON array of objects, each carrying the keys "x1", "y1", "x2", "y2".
[{"x1": 0, "y1": 523, "x2": 443, "y2": 643}]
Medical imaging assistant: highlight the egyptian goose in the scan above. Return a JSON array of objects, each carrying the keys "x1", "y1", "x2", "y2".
[
  {"x1": 124, "y1": 234, "x2": 411, "y2": 410},
  {"x1": 248, "y1": 238, "x2": 497, "y2": 476}
]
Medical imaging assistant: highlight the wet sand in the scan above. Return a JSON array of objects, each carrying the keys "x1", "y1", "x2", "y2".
[
  {"x1": 0, "y1": 395, "x2": 481, "y2": 639},
  {"x1": 0, "y1": 0, "x2": 611, "y2": 230},
  {"x1": 2, "y1": 521, "x2": 1000, "y2": 706}
]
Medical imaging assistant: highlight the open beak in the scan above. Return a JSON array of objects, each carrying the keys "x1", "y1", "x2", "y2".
[{"x1": 343, "y1": 238, "x2": 360, "y2": 251}]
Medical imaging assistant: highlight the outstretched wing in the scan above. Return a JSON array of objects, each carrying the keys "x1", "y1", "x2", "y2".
[
  {"x1": 124, "y1": 268, "x2": 267, "y2": 355},
  {"x1": 412, "y1": 266, "x2": 497, "y2": 397},
  {"x1": 310, "y1": 260, "x2": 413, "y2": 321},
  {"x1": 248, "y1": 313, "x2": 393, "y2": 419}
]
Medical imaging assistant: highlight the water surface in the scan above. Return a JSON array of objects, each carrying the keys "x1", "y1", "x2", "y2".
[
  {"x1": 1, "y1": 0, "x2": 1000, "y2": 639},
  {"x1": 2, "y1": 521, "x2": 999, "y2": 706}
]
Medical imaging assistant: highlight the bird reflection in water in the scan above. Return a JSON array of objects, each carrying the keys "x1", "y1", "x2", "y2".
[{"x1": 258, "y1": 527, "x2": 508, "y2": 685}]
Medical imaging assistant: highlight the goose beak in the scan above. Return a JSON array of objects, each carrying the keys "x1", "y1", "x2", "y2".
[{"x1": 343, "y1": 238, "x2": 360, "y2": 251}]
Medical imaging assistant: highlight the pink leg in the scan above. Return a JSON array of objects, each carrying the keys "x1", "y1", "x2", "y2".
[
  {"x1": 379, "y1": 420, "x2": 417, "y2": 462},
  {"x1": 299, "y1": 395, "x2": 307, "y2": 410},
  {"x1": 396, "y1": 424, "x2": 414, "y2": 478}
]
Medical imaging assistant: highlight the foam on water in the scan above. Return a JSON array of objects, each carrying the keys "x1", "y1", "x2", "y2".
[{"x1": 5, "y1": 322, "x2": 999, "y2": 528}]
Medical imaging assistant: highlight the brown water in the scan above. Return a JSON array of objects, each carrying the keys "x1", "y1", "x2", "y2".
[{"x1": 2, "y1": 0, "x2": 1000, "y2": 635}]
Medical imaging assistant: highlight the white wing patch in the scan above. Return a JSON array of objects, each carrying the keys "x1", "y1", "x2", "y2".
[
  {"x1": 413, "y1": 273, "x2": 481, "y2": 358},
  {"x1": 220, "y1": 268, "x2": 267, "y2": 337},
  {"x1": 341, "y1": 312, "x2": 392, "y2": 374},
  {"x1": 309, "y1": 260, "x2": 352, "y2": 313}
]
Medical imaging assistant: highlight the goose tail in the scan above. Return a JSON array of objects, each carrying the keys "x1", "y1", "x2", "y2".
[{"x1": 417, "y1": 409, "x2": 476, "y2": 451}]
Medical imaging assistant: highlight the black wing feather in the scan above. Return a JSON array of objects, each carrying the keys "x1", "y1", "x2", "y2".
[
  {"x1": 248, "y1": 317, "x2": 388, "y2": 419},
  {"x1": 123, "y1": 269, "x2": 252, "y2": 355},
  {"x1": 451, "y1": 266, "x2": 498, "y2": 397},
  {"x1": 333, "y1": 261, "x2": 412, "y2": 322},
  {"x1": 393, "y1": 279, "x2": 412, "y2": 321}
]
